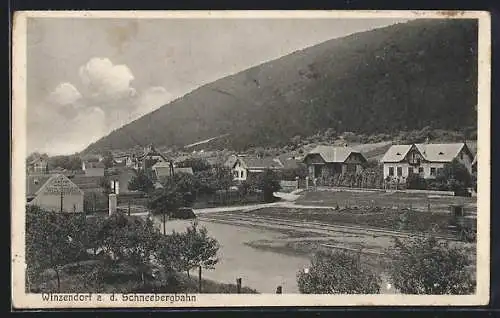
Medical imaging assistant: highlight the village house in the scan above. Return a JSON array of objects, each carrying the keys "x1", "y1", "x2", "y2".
[
  {"x1": 26, "y1": 174, "x2": 84, "y2": 213},
  {"x1": 152, "y1": 161, "x2": 194, "y2": 180},
  {"x1": 302, "y1": 145, "x2": 367, "y2": 180},
  {"x1": 380, "y1": 142, "x2": 474, "y2": 182},
  {"x1": 134, "y1": 144, "x2": 169, "y2": 170},
  {"x1": 82, "y1": 160, "x2": 105, "y2": 177},
  {"x1": 27, "y1": 157, "x2": 49, "y2": 174},
  {"x1": 229, "y1": 155, "x2": 284, "y2": 182}
]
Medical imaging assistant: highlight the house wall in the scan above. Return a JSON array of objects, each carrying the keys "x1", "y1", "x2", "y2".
[
  {"x1": 31, "y1": 193, "x2": 84, "y2": 213},
  {"x1": 232, "y1": 161, "x2": 247, "y2": 181},
  {"x1": 383, "y1": 162, "x2": 446, "y2": 180},
  {"x1": 85, "y1": 167, "x2": 105, "y2": 177}
]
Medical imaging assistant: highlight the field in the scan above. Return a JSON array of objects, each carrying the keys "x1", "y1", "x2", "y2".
[{"x1": 296, "y1": 189, "x2": 476, "y2": 214}]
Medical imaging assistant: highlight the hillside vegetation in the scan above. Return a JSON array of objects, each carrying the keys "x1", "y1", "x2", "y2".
[{"x1": 84, "y1": 19, "x2": 477, "y2": 153}]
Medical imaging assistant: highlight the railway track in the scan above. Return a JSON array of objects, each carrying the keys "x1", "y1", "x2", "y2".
[{"x1": 198, "y1": 212, "x2": 460, "y2": 242}]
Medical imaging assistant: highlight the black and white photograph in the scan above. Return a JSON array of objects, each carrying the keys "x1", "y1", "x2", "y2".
[{"x1": 11, "y1": 11, "x2": 490, "y2": 308}]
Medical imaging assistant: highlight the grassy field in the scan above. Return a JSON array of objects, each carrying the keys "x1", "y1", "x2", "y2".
[{"x1": 297, "y1": 190, "x2": 476, "y2": 214}]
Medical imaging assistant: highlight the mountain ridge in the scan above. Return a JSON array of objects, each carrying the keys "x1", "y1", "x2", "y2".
[{"x1": 84, "y1": 19, "x2": 477, "y2": 154}]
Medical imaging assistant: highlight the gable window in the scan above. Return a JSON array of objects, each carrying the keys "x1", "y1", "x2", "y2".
[
  {"x1": 240, "y1": 171, "x2": 244, "y2": 179},
  {"x1": 389, "y1": 167, "x2": 394, "y2": 176},
  {"x1": 460, "y1": 152, "x2": 464, "y2": 160},
  {"x1": 430, "y1": 167, "x2": 436, "y2": 176},
  {"x1": 397, "y1": 167, "x2": 402, "y2": 177}
]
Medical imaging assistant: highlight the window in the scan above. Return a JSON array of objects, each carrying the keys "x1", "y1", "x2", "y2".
[
  {"x1": 389, "y1": 167, "x2": 394, "y2": 176},
  {"x1": 397, "y1": 167, "x2": 402, "y2": 177},
  {"x1": 233, "y1": 171, "x2": 238, "y2": 178},
  {"x1": 418, "y1": 167, "x2": 424, "y2": 174},
  {"x1": 460, "y1": 152, "x2": 464, "y2": 160},
  {"x1": 240, "y1": 171, "x2": 244, "y2": 178},
  {"x1": 430, "y1": 167, "x2": 436, "y2": 176},
  {"x1": 437, "y1": 168, "x2": 444, "y2": 176},
  {"x1": 408, "y1": 167, "x2": 413, "y2": 176}
]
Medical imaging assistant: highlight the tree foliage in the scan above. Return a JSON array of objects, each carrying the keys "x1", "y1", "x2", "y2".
[
  {"x1": 297, "y1": 250, "x2": 381, "y2": 294},
  {"x1": 25, "y1": 206, "x2": 86, "y2": 291},
  {"x1": 387, "y1": 236, "x2": 475, "y2": 295},
  {"x1": 255, "y1": 169, "x2": 281, "y2": 202},
  {"x1": 128, "y1": 170, "x2": 154, "y2": 194}
]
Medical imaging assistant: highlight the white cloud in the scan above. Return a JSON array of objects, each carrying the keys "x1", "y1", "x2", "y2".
[
  {"x1": 78, "y1": 57, "x2": 136, "y2": 101},
  {"x1": 47, "y1": 82, "x2": 82, "y2": 106},
  {"x1": 136, "y1": 86, "x2": 174, "y2": 113}
]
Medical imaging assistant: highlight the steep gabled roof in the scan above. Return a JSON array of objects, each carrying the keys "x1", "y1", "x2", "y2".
[
  {"x1": 29, "y1": 174, "x2": 83, "y2": 197},
  {"x1": 234, "y1": 157, "x2": 284, "y2": 170},
  {"x1": 415, "y1": 143, "x2": 467, "y2": 162},
  {"x1": 305, "y1": 145, "x2": 365, "y2": 163},
  {"x1": 380, "y1": 145, "x2": 413, "y2": 163},
  {"x1": 381, "y1": 142, "x2": 469, "y2": 163},
  {"x1": 26, "y1": 175, "x2": 53, "y2": 197}
]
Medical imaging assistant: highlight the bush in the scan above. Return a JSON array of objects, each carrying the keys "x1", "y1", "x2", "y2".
[
  {"x1": 296, "y1": 250, "x2": 381, "y2": 294},
  {"x1": 387, "y1": 236, "x2": 475, "y2": 294},
  {"x1": 406, "y1": 174, "x2": 427, "y2": 190}
]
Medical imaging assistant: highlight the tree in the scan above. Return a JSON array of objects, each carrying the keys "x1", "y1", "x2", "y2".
[
  {"x1": 98, "y1": 212, "x2": 161, "y2": 287},
  {"x1": 128, "y1": 170, "x2": 154, "y2": 194},
  {"x1": 148, "y1": 180, "x2": 184, "y2": 234},
  {"x1": 297, "y1": 250, "x2": 381, "y2": 294},
  {"x1": 255, "y1": 169, "x2": 281, "y2": 202},
  {"x1": 387, "y1": 236, "x2": 475, "y2": 295},
  {"x1": 102, "y1": 151, "x2": 115, "y2": 169},
  {"x1": 437, "y1": 158, "x2": 473, "y2": 191},
  {"x1": 176, "y1": 158, "x2": 211, "y2": 173},
  {"x1": 25, "y1": 206, "x2": 86, "y2": 292}
]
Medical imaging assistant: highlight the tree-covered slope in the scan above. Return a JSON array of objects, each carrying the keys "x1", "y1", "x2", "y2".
[{"x1": 84, "y1": 19, "x2": 477, "y2": 153}]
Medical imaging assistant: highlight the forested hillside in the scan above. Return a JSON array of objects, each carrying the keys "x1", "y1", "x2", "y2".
[{"x1": 84, "y1": 19, "x2": 477, "y2": 153}]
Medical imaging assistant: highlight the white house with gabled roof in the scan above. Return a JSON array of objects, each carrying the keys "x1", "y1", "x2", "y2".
[{"x1": 380, "y1": 142, "x2": 474, "y2": 182}]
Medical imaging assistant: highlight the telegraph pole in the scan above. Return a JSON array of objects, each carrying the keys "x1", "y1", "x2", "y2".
[{"x1": 60, "y1": 177, "x2": 64, "y2": 213}]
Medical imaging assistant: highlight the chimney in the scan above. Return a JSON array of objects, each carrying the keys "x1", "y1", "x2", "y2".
[{"x1": 425, "y1": 136, "x2": 430, "y2": 144}]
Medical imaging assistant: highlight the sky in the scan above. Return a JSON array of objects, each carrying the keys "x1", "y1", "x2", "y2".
[{"x1": 26, "y1": 17, "x2": 408, "y2": 155}]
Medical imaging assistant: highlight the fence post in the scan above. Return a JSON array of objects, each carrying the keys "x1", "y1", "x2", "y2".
[
  {"x1": 198, "y1": 266, "x2": 202, "y2": 293},
  {"x1": 236, "y1": 278, "x2": 242, "y2": 294}
]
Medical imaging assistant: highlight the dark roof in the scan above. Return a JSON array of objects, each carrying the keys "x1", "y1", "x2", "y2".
[
  {"x1": 236, "y1": 157, "x2": 284, "y2": 170},
  {"x1": 28, "y1": 157, "x2": 47, "y2": 166},
  {"x1": 84, "y1": 161, "x2": 105, "y2": 168},
  {"x1": 68, "y1": 175, "x2": 103, "y2": 191},
  {"x1": 26, "y1": 175, "x2": 52, "y2": 197},
  {"x1": 305, "y1": 145, "x2": 366, "y2": 163},
  {"x1": 154, "y1": 166, "x2": 194, "y2": 178}
]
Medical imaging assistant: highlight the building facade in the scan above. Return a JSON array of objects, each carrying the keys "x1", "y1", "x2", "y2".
[
  {"x1": 27, "y1": 174, "x2": 84, "y2": 213},
  {"x1": 27, "y1": 157, "x2": 49, "y2": 174},
  {"x1": 380, "y1": 142, "x2": 474, "y2": 182},
  {"x1": 230, "y1": 156, "x2": 284, "y2": 182},
  {"x1": 302, "y1": 145, "x2": 367, "y2": 180}
]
